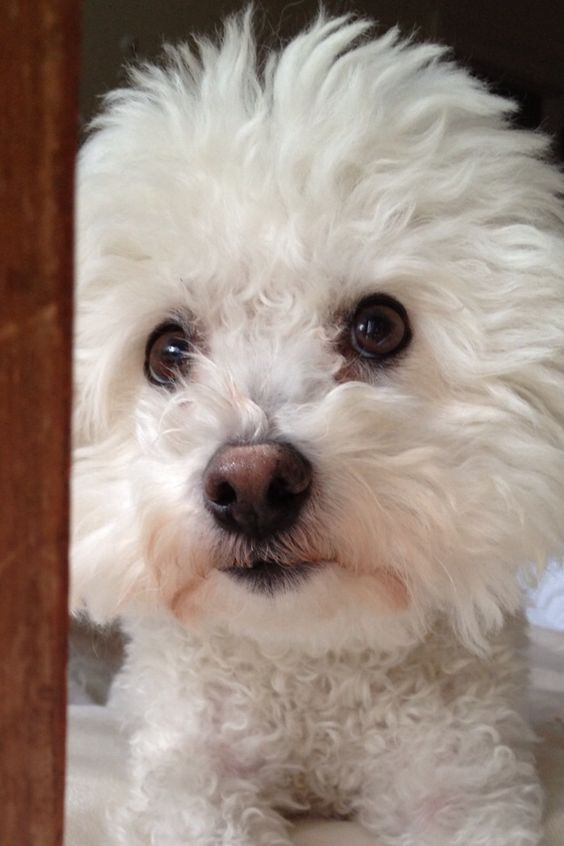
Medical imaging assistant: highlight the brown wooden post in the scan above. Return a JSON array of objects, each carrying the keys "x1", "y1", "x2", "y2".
[{"x1": 0, "y1": 1, "x2": 79, "y2": 844}]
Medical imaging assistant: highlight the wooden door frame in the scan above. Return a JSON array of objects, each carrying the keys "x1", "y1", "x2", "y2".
[{"x1": 0, "y1": 2, "x2": 79, "y2": 844}]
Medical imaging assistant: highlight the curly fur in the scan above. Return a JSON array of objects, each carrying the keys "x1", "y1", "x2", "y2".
[{"x1": 72, "y1": 10, "x2": 564, "y2": 845}]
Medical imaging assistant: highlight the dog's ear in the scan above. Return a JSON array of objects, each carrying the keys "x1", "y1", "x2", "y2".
[{"x1": 70, "y1": 442, "x2": 136, "y2": 621}]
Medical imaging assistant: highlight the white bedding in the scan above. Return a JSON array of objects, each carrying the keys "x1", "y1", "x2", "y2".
[{"x1": 65, "y1": 624, "x2": 564, "y2": 846}]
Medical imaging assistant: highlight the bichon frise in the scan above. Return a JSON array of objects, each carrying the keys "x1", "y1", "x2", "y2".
[{"x1": 71, "y1": 11, "x2": 564, "y2": 846}]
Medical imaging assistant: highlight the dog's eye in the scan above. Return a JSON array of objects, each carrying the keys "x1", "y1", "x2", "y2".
[
  {"x1": 144, "y1": 322, "x2": 191, "y2": 388},
  {"x1": 350, "y1": 295, "x2": 411, "y2": 360}
]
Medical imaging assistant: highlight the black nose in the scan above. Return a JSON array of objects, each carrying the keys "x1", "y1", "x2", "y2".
[{"x1": 204, "y1": 442, "x2": 312, "y2": 539}]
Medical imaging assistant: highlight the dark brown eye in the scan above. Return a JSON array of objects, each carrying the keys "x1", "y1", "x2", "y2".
[
  {"x1": 351, "y1": 295, "x2": 411, "y2": 360},
  {"x1": 144, "y1": 322, "x2": 191, "y2": 388}
]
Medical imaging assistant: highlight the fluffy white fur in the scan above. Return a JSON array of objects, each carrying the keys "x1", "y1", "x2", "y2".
[{"x1": 72, "y1": 11, "x2": 564, "y2": 845}]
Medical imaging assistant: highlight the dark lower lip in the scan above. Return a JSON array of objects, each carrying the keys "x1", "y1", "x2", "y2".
[{"x1": 223, "y1": 559, "x2": 316, "y2": 594}]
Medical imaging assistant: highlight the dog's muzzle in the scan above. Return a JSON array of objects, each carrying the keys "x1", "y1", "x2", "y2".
[{"x1": 203, "y1": 441, "x2": 316, "y2": 593}]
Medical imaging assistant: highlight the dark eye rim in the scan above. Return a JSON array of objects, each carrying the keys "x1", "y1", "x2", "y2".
[
  {"x1": 349, "y1": 293, "x2": 412, "y2": 362},
  {"x1": 144, "y1": 320, "x2": 191, "y2": 388}
]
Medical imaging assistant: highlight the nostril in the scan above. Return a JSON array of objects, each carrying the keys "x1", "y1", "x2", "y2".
[
  {"x1": 267, "y1": 476, "x2": 296, "y2": 506},
  {"x1": 205, "y1": 476, "x2": 237, "y2": 507},
  {"x1": 212, "y1": 481, "x2": 237, "y2": 507},
  {"x1": 268, "y1": 454, "x2": 312, "y2": 506}
]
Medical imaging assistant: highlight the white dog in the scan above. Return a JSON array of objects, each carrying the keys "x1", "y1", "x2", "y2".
[{"x1": 72, "y1": 11, "x2": 564, "y2": 846}]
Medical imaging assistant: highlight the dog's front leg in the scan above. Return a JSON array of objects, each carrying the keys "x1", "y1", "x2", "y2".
[
  {"x1": 115, "y1": 736, "x2": 293, "y2": 846},
  {"x1": 354, "y1": 720, "x2": 543, "y2": 846}
]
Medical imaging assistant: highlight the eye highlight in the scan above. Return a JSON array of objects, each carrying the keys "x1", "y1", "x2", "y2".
[
  {"x1": 350, "y1": 295, "x2": 411, "y2": 361},
  {"x1": 144, "y1": 322, "x2": 191, "y2": 388}
]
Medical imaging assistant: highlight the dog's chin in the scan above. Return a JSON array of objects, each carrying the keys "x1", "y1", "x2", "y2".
[
  {"x1": 195, "y1": 560, "x2": 418, "y2": 652},
  {"x1": 167, "y1": 541, "x2": 413, "y2": 648},
  {"x1": 221, "y1": 558, "x2": 322, "y2": 595}
]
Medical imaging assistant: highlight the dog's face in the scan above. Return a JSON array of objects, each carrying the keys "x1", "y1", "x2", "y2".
[{"x1": 72, "y1": 17, "x2": 564, "y2": 649}]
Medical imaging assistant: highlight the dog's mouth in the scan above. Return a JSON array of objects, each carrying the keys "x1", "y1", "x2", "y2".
[{"x1": 222, "y1": 558, "x2": 318, "y2": 594}]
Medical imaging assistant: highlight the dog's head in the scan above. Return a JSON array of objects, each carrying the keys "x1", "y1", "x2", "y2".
[{"x1": 72, "y1": 14, "x2": 564, "y2": 650}]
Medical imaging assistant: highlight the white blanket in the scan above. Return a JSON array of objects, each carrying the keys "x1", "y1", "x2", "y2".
[{"x1": 65, "y1": 625, "x2": 564, "y2": 846}]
